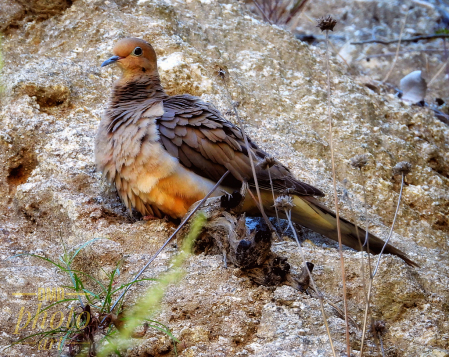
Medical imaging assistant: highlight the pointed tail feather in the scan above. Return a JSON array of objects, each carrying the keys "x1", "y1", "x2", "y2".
[
  {"x1": 241, "y1": 190, "x2": 418, "y2": 267},
  {"x1": 289, "y1": 196, "x2": 418, "y2": 267}
]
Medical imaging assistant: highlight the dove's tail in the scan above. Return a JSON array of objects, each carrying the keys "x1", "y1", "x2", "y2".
[
  {"x1": 287, "y1": 196, "x2": 418, "y2": 267},
  {"x1": 241, "y1": 190, "x2": 418, "y2": 267}
]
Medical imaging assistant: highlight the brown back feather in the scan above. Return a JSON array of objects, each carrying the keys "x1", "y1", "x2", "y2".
[{"x1": 158, "y1": 94, "x2": 324, "y2": 197}]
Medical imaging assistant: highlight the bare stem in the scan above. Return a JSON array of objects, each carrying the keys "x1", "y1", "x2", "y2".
[
  {"x1": 343, "y1": 188, "x2": 368, "y2": 303},
  {"x1": 285, "y1": 209, "x2": 337, "y2": 357},
  {"x1": 106, "y1": 170, "x2": 230, "y2": 316},
  {"x1": 267, "y1": 169, "x2": 281, "y2": 229},
  {"x1": 246, "y1": 186, "x2": 277, "y2": 233},
  {"x1": 361, "y1": 173, "x2": 405, "y2": 355},
  {"x1": 360, "y1": 280, "x2": 373, "y2": 356},
  {"x1": 360, "y1": 168, "x2": 372, "y2": 275},
  {"x1": 379, "y1": 334, "x2": 385, "y2": 357},
  {"x1": 219, "y1": 76, "x2": 269, "y2": 228},
  {"x1": 428, "y1": 59, "x2": 449, "y2": 86},
  {"x1": 373, "y1": 172, "x2": 404, "y2": 277},
  {"x1": 359, "y1": 49, "x2": 445, "y2": 61},
  {"x1": 251, "y1": 0, "x2": 273, "y2": 24},
  {"x1": 325, "y1": 29, "x2": 351, "y2": 356},
  {"x1": 359, "y1": 167, "x2": 372, "y2": 357},
  {"x1": 382, "y1": 11, "x2": 409, "y2": 83},
  {"x1": 328, "y1": 40, "x2": 350, "y2": 68}
]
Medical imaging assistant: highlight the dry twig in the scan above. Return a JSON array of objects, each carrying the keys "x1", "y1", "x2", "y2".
[
  {"x1": 351, "y1": 155, "x2": 374, "y2": 357},
  {"x1": 383, "y1": 11, "x2": 409, "y2": 82},
  {"x1": 351, "y1": 33, "x2": 449, "y2": 45},
  {"x1": 361, "y1": 162, "x2": 411, "y2": 355},
  {"x1": 278, "y1": 199, "x2": 337, "y2": 357},
  {"x1": 373, "y1": 320, "x2": 386, "y2": 357},
  {"x1": 317, "y1": 15, "x2": 351, "y2": 357},
  {"x1": 428, "y1": 59, "x2": 449, "y2": 86},
  {"x1": 359, "y1": 49, "x2": 445, "y2": 61},
  {"x1": 343, "y1": 175, "x2": 367, "y2": 305},
  {"x1": 258, "y1": 156, "x2": 281, "y2": 229},
  {"x1": 373, "y1": 162, "x2": 411, "y2": 276},
  {"x1": 250, "y1": 0, "x2": 309, "y2": 27},
  {"x1": 217, "y1": 68, "x2": 277, "y2": 234}
]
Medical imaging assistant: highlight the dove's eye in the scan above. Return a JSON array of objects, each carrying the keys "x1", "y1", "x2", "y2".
[{"x1": 132, "y1": 47, "x2": 143, "y2": 56}]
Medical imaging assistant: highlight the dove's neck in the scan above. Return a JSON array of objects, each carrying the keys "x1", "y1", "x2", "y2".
[
  {"x1": 112, "y1": 73, "x2": 168, "y2": 103},
  {"x1": 106, "y1": 73, "x2": 168, "y2": 133}
]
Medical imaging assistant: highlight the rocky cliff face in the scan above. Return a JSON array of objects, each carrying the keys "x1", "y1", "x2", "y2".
[{"x1": 1, "y1": 0, "x2": 448, "y2": 356}]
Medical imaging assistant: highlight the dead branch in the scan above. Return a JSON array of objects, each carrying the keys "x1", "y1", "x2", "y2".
[
  {"x1": 351, "y1": 34, "x2": 449, "y2": 45},
  {"x1": 359, "y1": 49, "x2": 445, "y2": 61},
  {"x1": 177, "y1": 194, "x2": 313, "y2": 292}
]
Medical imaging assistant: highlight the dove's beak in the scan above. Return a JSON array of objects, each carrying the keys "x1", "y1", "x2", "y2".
[{"x1": 101, "y1": 55, "x2": 122, "y2": 67}]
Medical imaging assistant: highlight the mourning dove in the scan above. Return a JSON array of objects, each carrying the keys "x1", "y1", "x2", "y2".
[{"x1": 95, "y1": 38, "x2": 416, "y2": 266}]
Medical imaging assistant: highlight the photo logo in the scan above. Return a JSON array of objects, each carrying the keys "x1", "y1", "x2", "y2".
[{"x1": 12, "y1": 287, "x2": 89, "y2": 350}]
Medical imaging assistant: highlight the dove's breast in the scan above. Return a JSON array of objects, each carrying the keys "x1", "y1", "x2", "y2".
[{"x1": 95, "y1": 102, "x2": 217, "y2": 218}]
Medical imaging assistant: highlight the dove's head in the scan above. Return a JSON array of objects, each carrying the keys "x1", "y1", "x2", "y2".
[{"x1": 101, "y1": 38, "x2": 158, "y2": 76}]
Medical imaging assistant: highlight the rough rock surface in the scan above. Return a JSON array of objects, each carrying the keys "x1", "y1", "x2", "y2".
[
  {"x1": 294, "y1": 0, "x2": 448, "y2": 102},
  {"x1": 0, "y1": 0, "x2": 448, "y2": 356}
]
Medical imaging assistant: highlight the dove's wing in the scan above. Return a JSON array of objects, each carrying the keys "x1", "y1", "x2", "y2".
[{"x1": 157, "y1": 94, "x2": 324, "y2": 197}]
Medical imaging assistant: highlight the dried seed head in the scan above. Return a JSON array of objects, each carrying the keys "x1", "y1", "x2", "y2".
[
  {"x1": 316, "y1": 15, "x2": 337, "y2": 32},
  {"x1": 274, "y1": 195, "x2": 295, "y2": 211},
  {"x1": 218, "y1": 68, "x2": 226, "y2": 79},
  {"x1": 350, "y1": 154, "x2": 369, "y2": 169},
  {"x1": 392, "y1": 161, "x2": 412, "y2": 176},
  {"x1": 373, "y1": 320, "x2": 386, "y2": 334},
  {"x1": 214, "y1": 65, "x2": 229, "y2": 82},
  {"x1": 258, "y1": 156, "x2": 276, "y2": 170},
  {"x1": 342, "y1": 188, "x2": 349, "y2": 201}
]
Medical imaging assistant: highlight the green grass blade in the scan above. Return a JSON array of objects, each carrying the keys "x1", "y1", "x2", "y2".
[
  {"x1": 82, "y1": 288, "x2": 99, "y2": 299},
  {"x1": 69, "y1": 237, "x2": 108, "y2": 264},
  {"x1": 101, "y1": 260, "x2": 121, "y2": 313},
  {"x1": 98, "y1": 213, "x2": 206, "y2": 356},
  {"x1": 7, "y1": 328, "x2": 68, "y2": 348},
  {"x1": 65, "y1": 270, "x2": 108, "y2": 293},
  {"x1": 146, "y1": 323, "x2": 179, "y2": 342},
  {"x1": 9, "y1": 253, "x2": 66, "y2": 271},
  {"x1": 25, "y1": 298, "x2": 79, "y2": 323},
  {"x1": 111, "y1": 278, "x2": 158, "y2": 294}
]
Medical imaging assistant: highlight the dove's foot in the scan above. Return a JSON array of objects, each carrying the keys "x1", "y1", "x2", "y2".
[{"x1": 142, "y1": 215, "x2": 158, "y2": 221}]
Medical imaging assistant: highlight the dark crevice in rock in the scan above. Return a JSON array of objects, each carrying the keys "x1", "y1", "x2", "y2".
[
  {"x1": 2, "y1": 0, "x2": 74, "y2": 33},
  {"x1": 7, "y1": 148, "x2": 38, "y2": 196},
  {"x1": 428, "y1": 157, "x2": 449, "y2": 179},
  {"x1": 17, "y1": 83, "x2": 71, "y2": 113}
]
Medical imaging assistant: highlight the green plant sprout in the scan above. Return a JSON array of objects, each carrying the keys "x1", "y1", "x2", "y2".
[
  {"x1": 6, "y1": 224, "x2": 195, "y2": 356},
  {"x1": 98, "y1": 213, "x2": 206, "y2": 356}
]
